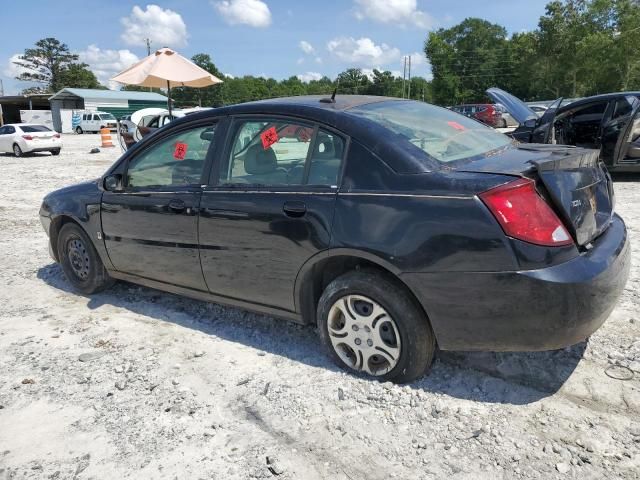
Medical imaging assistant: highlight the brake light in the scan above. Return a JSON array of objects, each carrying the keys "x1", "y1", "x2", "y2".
[
  {"x1": 22, "y1": 135, "x2": 33, "y2": 140},
  {"x1": 54, "y1": 134, "x2": 60, "y2": 138},
  {"x1": 479, "y1": 178, "x2": 573, "y2": 247}
]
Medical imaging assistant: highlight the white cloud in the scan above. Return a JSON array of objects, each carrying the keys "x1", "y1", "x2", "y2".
[
  {"x1": 78, "y1": 45, "x2": 139, "y2": 89},
  {"x1": 354, "y1": 0, "x2": 434, "y2": 28},
  {"x1": 297, "y1": 72, "x2": 323, "y2": 82},
  {"x1": 296, "y1": 57, "x2": 305, "y2": 65},
  {"x1": 361, "y1": 68, "x2": 403, "y2": 80},
  {"x1": 223, "y1": 73, "x2": 235, "y2": 79},
  {"x1": 315, "y1": 57, "x2": 323, "y2": 64},
  {"x1": 299, "y1": 40, "x2": 315, "y2": 55},
  {"x1": 214, "y1": 0, "x2": 271, "y2": 27},
  {"x1": 327, "y1": 37, "x2": 401, "y2": 67},
  {"x1": 3, "y1": 54, "x2": 33, "y2": 78},
  {"x1": 120, "y1": 5, "x2": 188, "y2": 48}
]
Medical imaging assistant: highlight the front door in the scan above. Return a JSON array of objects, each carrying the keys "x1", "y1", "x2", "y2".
[
  {"x1": 198, "y1": 117, "x2": 345, "y2": 311},
  {"x1": 101, "y1": 121, "x2": 217, "y2": 291},
  {"x1": 602, "y1": 96, "x2": 640, "y2": 167}
]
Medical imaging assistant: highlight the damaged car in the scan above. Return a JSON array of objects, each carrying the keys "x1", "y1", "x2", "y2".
[
  {"x1": 487, "y1": 88, "x2": 640, "y2": 172},
  {"x1": 40, "y1": 95, "x2": 630, "y2": 383}
]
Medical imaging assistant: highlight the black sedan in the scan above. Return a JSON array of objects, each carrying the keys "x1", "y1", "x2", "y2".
[
  {"x1": 39, "y1": 95, "x2": 631, "y2": 383},
  {"x1": 488, "y1": 88, "x2": 640, "y2": 172}
]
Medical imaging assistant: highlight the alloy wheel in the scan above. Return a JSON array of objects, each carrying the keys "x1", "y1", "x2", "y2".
[{"x1": 327, "y1": 294, "x2": 401, "y2": 376}]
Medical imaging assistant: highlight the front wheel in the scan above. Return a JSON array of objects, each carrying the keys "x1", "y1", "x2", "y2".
[
  {"x1": 57, "y1": 223, "x2": 114, "y2": 294},
  {"x1": 75, "y1": 126, "x2": 83, "y2": 134},
  {"x1": 317, "y1": 270, "x2": 436, "y2": 383}
]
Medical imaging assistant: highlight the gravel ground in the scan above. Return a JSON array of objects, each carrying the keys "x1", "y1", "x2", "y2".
[{"x1": 0, "y1": 134, "x2": 639, "y2": 480}]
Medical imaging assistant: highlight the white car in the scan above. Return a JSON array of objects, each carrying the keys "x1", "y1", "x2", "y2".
[
  {"x1": 75, "y1": 111, "x2": 118, "y2": 134},
  {"x1": 0, "y1": 123, "x2": 62, "y2": 157}
]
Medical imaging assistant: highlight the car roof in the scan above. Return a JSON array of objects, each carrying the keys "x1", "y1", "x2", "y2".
[{"x1": 560, "y1": 91, "x2": 640, "y2": 110}]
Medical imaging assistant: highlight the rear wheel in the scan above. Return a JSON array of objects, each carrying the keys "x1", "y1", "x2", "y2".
[
  {"x1": 317, "y1": 270, "x2": 436, "y2": 383},
  {"x1": 13, "y1": 144, "x2": 22, "y2": 157},
  {"x1": 75, "y1": 126, "x2": 83, "y2": 134},
  {"x1": 51, "y1": 148, "x2": 61, "y2": 156},
  {"x1": 57, "y1": 223, "x2": 114, "y2": 294}
]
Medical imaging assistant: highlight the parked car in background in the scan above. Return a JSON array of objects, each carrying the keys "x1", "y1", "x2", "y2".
[
  {"x1": 75, "y1": 111, "x2": 118, "y2": 134},
  {"x1": 488, "y1": 87, "x2": 640, "y2": 172},
  {"x1": 119, "y1": 115, "x2": 136, "y2": 134},
  {"x1": 494, "y1": 104, "x2": 518, "y2": 128},
  {"x1": 528, "y1": 104, "x2": 548, "y2": 117},
  {"x1": 40, "y1": 95, "x2": 630, "y2": 383},
  {"x1": 450, "y1": 103, "x2": 502, "y2": 127},
  {"x1": 0, "y1": 123, "x2": 62, "y2": 157}
]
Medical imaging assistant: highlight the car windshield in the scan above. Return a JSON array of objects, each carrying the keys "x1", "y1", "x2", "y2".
[
  {"x1": 99, "y1": 114, "x2": 116, "y2": 120},
  {"x1": 348, "y1": 100, "x2": 512, "y2": 163},
  {"x1": 21, "y1": 125, "x2": 51, "y2": 133}
]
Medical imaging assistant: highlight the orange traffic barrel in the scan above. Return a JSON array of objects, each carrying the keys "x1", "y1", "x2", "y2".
[{"x1": 100, "y1": 128, "x2": 115, "y2": 148}]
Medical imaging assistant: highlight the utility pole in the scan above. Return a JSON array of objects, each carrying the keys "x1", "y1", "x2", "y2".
[
  {"x1": 407, "y1": 56, "x2": 412, "y2": 99},
  {"x1": 402, "y1": 56, "x2": 407, "y2": 99}
]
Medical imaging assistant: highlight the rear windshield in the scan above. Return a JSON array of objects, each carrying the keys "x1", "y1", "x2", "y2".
[
  {"x1": 21, "y1": 125, "x2": 51, "y2": 133},
  {"x1": 348, "y1": 100, "x2": 512, "y2": 163}
]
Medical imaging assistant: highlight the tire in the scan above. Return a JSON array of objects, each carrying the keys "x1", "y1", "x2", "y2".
[
  {"x1": 76, "y1": 126, "x2": 83, "y2": 134},
  {"x1": 13, "y1": 143, "x2": 23, "y2": 157},
  {"x1": 57, "y1": 223, "x2": 114, "y2": 294},
  {"x1": 51, "y1": 148, "x2": 61, "y2": 156},
  {"x1": 317, "y1": 270, "x2": 436, "y2": 384}
]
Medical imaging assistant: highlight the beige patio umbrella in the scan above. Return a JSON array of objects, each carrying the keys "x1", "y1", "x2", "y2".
[{"x1": 111, "y1": 47, "x2": 223, "y2": 117}]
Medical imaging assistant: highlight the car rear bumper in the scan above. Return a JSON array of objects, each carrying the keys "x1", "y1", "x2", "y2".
[{"x1": 402, "y1": 214, "x2": 631, "y2": 351}]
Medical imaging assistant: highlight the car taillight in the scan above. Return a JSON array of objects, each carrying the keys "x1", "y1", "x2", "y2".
[
  {"x1": 22, "y1": 135, "x2": 33, "y2": 140},
  {"x1": 479, "y1": 178, "x2": 573, "y2": 247},
  {"x1": 54, "y1": 134, "x2": 60, "y2": 138}
]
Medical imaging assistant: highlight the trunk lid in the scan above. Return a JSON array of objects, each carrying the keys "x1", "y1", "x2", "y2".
[
  {"x1": 457, "y1": 144, "x2": 615, "y2": 246},
  {"x1": 486, "y1": 87, "x2": 539, "y2": 125}
]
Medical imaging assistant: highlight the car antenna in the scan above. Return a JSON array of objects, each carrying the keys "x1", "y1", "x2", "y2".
[{"x1": 320, "y1": 84, "x2": 338, "y2": 104}]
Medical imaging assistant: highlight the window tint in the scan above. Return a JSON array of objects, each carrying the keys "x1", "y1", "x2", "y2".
[
  {"x1": 612, "y1": 97, "x2": 637, "y2": 120},
  {"x1": 0, "y1": 127, "x2": 6, "y2": 135},
  {"x1": 21, "y1": 125, "x2": 51, "y2": 133},
  {"x1": 224, "y1": 120, "x2": 314, "y2": 186},
  {"x1": 92, "y1": 114, "x2": 99, "y2": 121},
  {"x1": 6, "y1": 126, "x2": 15, "y2": 134},
  {"x1": 127, "y1": 124, "x2": 215, "y2": 188}
]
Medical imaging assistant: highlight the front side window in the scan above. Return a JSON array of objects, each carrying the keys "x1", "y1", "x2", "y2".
[
  {"x1": 126, "y1": 124, "x2": 216, "y2": 188},
  {"x1": 348, "y1": 100, "x2": 512, "y2": 163},
  {"x1": 92, "y1": 114, "x2": 99, "y2": 121}
]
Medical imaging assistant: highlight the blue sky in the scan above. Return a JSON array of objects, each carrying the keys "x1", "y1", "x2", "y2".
[{"x1": 1, "y1": 0, "x2": 549, "y2": 94}]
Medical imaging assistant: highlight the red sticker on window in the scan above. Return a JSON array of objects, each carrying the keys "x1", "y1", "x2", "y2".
[
  {"x1": 173, "y1": 142, "x2": 188, "y2": 160},
  {"x1": 260, "y1": 126, "x2": 279, "y2": 150},
  {"x1": 447, "y1": 121, "x2": 466, "y2": 131}
]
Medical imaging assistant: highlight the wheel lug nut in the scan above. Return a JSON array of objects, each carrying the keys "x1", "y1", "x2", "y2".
[
  {"x1": 364, "y1": 326, "x2": 371, "y2": 333},
  {"x1": 367, "y1": 339, "x2": 373, "y2": 347},
  {"x1": 352, "y1": 325, "x2": 359, "y2": 331},
  {"x1": 354, "y1": 338, "x2": 361, "y2": 345}
]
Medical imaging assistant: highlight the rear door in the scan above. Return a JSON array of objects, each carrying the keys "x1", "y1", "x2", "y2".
[
  {"x1": 198, "y1": 116, "x2": 345, "y2": 312},
  {"x1": 602, "y1": 96, "x2": 640, "y2": 167},
  {"x1": 101, "y1": 121, "x2": 218, "y2": 290}
]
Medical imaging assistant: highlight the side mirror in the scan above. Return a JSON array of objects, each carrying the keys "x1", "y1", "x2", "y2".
[
  {"x1": 523, "y1": 118, "x2": 538, "y2": 129},
  {"x1": 104, "y1": 174, "x2": 123, "y2": 192}
]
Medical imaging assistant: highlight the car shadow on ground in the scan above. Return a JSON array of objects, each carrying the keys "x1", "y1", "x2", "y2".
[
  {"x1": 37, "y1": 263, "x2": 585, "y2": 405},
  {"x1": 611, "y1": 172, "x2": 640, "y2": 182}
]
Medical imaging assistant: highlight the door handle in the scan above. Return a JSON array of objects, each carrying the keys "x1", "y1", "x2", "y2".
[
  {"x1": 283, "y1": 201, "x2": 306, "y2": 218},
  {"x1": 168, "y1": 199, "x2": 186, "y2": 213}
]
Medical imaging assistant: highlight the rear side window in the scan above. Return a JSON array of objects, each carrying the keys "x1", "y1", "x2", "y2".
[
  {"x1": 5, "y1": 126, "x2": 15, "y2": 134},
  {"x1": 126, "y1": 124, "x2": 216, "y2": 188},
  {"x1": 21, "y1": 125, "x2": 51, "y2": 133},
  {"x1": 611, "y1": 97, "x2": 637, "y2": 120},
  {"x1": 221, "y1": 119, "x2": 343, "y2": 187}
]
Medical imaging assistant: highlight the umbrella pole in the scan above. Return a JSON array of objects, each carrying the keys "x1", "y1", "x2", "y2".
[{"x1": 167, "y1": 80, "x2": 172, "y2": 119}]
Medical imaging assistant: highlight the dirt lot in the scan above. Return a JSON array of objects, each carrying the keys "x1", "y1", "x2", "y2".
[{"x1": 1, "y1": 134, "x2": 639, "y2": 480}]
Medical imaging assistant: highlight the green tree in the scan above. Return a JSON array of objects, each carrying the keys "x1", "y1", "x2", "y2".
[
  {"x1": 336, "y1": 68, "x2": 370, "y2": 94},
  {"x1": 14, "y1": 38, "x2": 84, "y2": 92},
  {"x1": 58, "y1": 63, "x2": 103, "y2": 89}
]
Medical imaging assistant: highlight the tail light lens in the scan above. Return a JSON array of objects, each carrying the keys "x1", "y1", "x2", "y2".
[
  {"x1": 54, "y1": 133, "x2": 61, "y2": 138},
  {"x1": 480, "y1": 178, "x2": 573, "y2": 247},
  {"x1": 22, "y1": 135, "x2": 33, "y2": 140}
]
